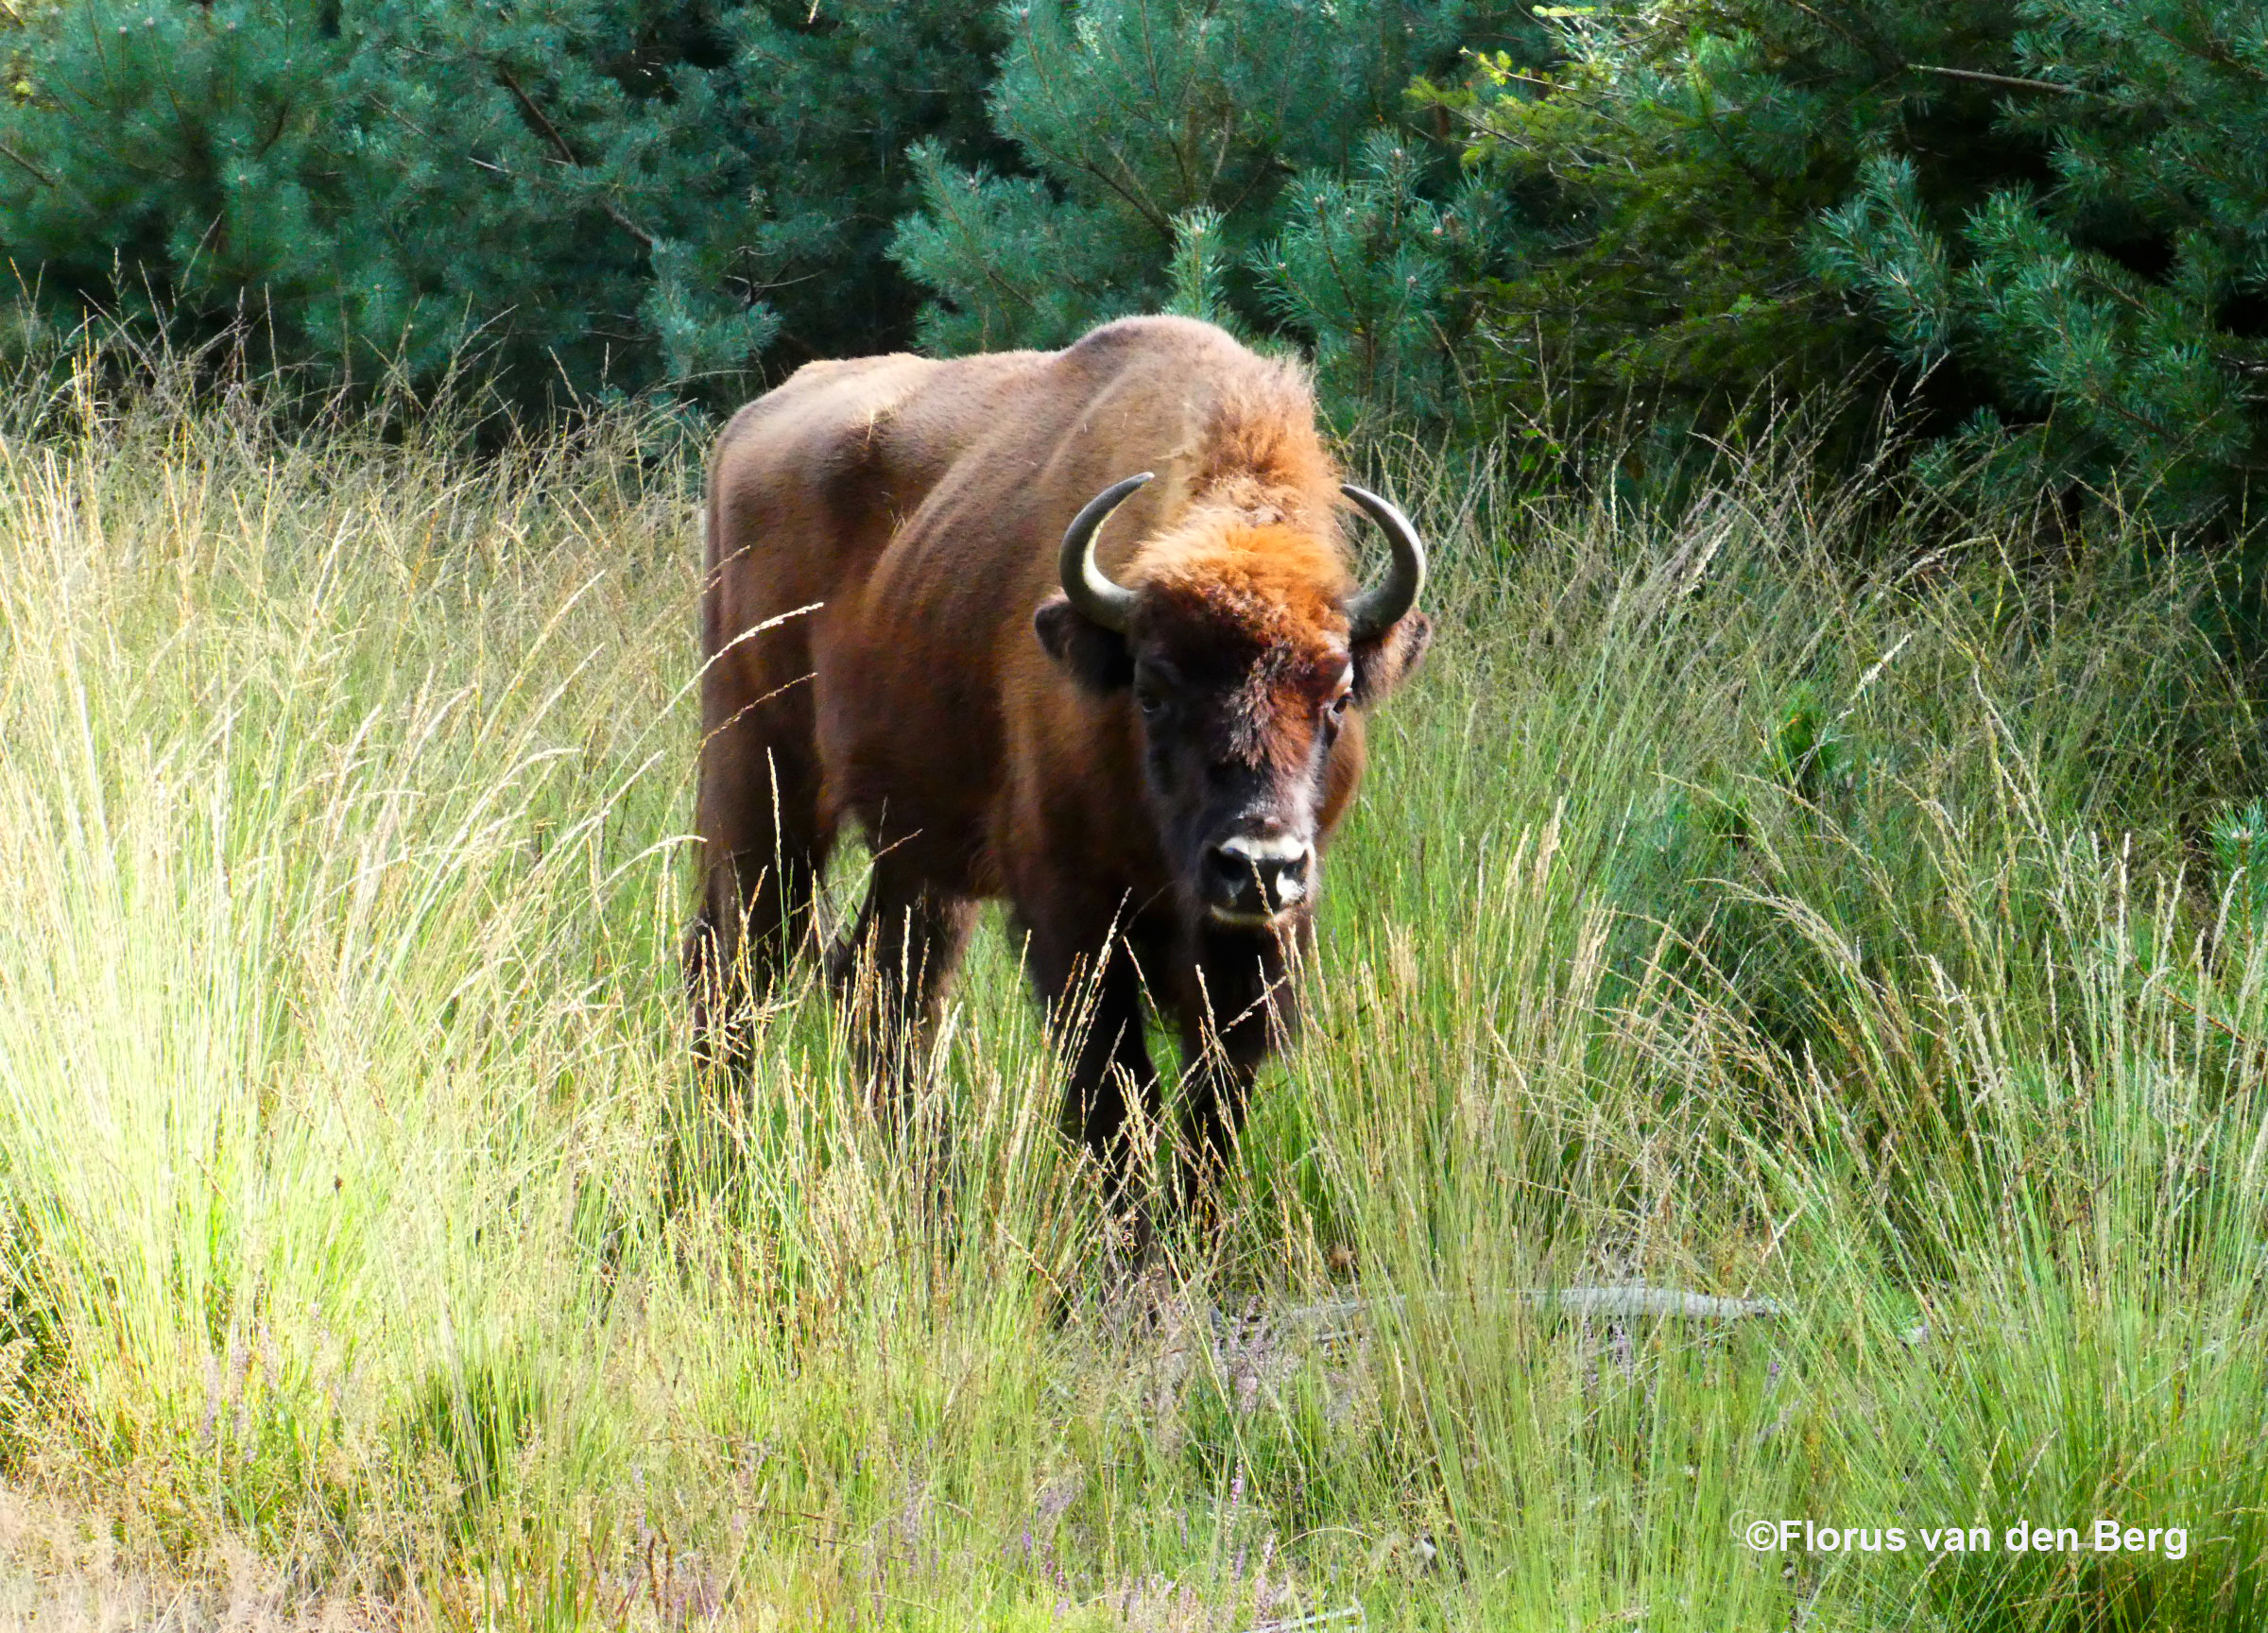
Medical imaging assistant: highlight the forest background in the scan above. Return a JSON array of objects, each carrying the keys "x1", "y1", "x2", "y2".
[{"x1": 9, "y1": 0, "x2": 2268, "y2": 532}]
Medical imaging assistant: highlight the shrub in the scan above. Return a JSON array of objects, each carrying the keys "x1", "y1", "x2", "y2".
[
  {"x1": 1437, "y1": 0, "x2": 2268, "y2": 526},
  {"x1": 888, "y1": 0, "x2": 1539, "y2": 428},
  {"x1": 0, "y1": 0, "x2": 1006, "y2": 411}
]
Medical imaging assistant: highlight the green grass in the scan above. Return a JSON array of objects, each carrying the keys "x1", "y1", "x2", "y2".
[{"x1": 2, "y1": 356, "x2": 2266, "y2": 1629}]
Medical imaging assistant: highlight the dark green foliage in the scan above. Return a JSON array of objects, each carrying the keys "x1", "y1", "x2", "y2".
[
  {"x1": 0, "y1": 0, "x2": 777, "y2": 408},
  {"x1": 1256, "y1": 131, "x2": 1525, "y2": 424},
  {"x1": 1425, "y1": 4, "x2": 2018, "y2": 453},
  {"x1": 17, "y1": 0, "x2": 2268, "y2": 504},
  {"x1": 2209, "y1": 796, "x2": 2268, "y2": 927},
  {"x1": 0, "y1": 0, "x2": 1538, "y2": 421},
  {"x1": 725, "y1": 0, "x2": 1013, "y2": 369},
  {"x1": 0, "y1": 0, "x2": 1013, "y2": 409},
  {"x1": 405, "y1": 1353, "x2": 542, "y2": 1529},
  {"x1": 889, "y1": 0, "x2": 1539, "y2": 426},
  {"x1": 1818, "y1": 2, "x2": 2268, "y2": 520},
  {"x1": 1441, "y1": 0, "x2": 2268, "y2": 524}
]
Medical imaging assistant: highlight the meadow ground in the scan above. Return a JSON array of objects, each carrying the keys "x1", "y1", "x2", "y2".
[{"x1": 1, "y1": 357, "x2": 2265, "y2": 1630}]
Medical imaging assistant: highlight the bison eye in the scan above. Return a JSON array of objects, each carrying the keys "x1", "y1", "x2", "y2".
[
  {"x1": 1135, "y1": 686, "x2": 1168, "y2": 721},
  {"x1": 1326, "y1": 691, "x2": 1352, "y2": 723}
]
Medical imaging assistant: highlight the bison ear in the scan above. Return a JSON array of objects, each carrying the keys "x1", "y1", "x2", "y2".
[
  {"x1": 1350, "y1": 610, "x2": 1432, "y2": 708},
  {"x1": 1035, "y1": 594, "x2": 1134, "y2": 693}
]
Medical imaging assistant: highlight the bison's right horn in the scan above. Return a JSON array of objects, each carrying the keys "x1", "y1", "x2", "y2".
[
  {"x1": 1058, "y1": 472, "x2": 1152, "y2": 632},
  {"x1": 1340, "y1": 482, "x2": 1428, "y2": 642}
]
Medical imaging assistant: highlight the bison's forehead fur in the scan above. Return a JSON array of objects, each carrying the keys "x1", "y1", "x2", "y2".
[
  {"x1": 1124, "y1": 520, "x2": 1353, "y2": 767},
  {"x1": 1128, "y1": 520, "x2": 1353, "y2": 662}
]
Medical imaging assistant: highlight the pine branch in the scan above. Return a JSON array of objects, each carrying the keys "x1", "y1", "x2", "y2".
[
  {"x1": 1907, "y1": 62, "x2": 2088, "y2": 97},
  {"x1": 1776, "y1": 0, "x2": 1893, "y2": 64},
  {"x1": 2148, "y1": 21, "x2": 2268, "y2": 86},
  {"x1": 492, "y1": 61, "x2": 586, "y2": 167},
  {"x1": 490, "y1": 60, "x2": 659, "y2": 251},
  {"x1": 0, "y1": 138, "x2": 57, "y2": 189}
]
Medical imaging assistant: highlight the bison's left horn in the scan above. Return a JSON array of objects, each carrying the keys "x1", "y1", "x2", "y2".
[
  {"x1": 1341, "y1": 483, "x2": 1427, "y2": 642},
  {"x1": 1059, "y1": 471, "x2": 1152, "y2": 632}
]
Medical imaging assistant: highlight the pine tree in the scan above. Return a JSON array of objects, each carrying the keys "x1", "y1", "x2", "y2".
[
  {"x1": 1420, "y1": 5, "x2": 1993, "y2": 454},
  {"x1": 727, "y1": 0, "x2": 1011, "y2": 366},
  {"x1": 1813, "y1": 0, "x2": 2268, "y2": 520},
  {"x1": 1442, "y1": 0, "x2": 2268, "y2": 524},
  {"x1": 0, "y1": 0, "x2": 1007, "y2": 410},
  {"x1": 1256, "y1": 131, "x2": 1520, "y2": 426},
  {"x1": 888, "y1": 0, "x2": 1538, "y2": 426},
  {"x1": 0, "y1": 0, "x2": 765, "y2": 407}
]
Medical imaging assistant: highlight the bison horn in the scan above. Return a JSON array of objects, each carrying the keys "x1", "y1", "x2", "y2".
[
  {"x1": 1341, "y1": 483, "x2": 1428, "y2": 642},
  {"x1": 1058, "y1": 471, "x2": 1152, "y2": 632}
]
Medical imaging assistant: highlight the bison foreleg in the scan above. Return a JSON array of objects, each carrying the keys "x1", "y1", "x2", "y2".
[
  {"x1": 1175, "y1": 935, "x2": 1299, "y2": 1220},
  {"x1": 1023, "y1": 930, "x2": 1160, "y2": 1222}
]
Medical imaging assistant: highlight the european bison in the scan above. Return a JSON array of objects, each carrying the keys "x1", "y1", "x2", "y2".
[{"x1": 686, "y1": 315, "x2": 1431, "y2": 1211}]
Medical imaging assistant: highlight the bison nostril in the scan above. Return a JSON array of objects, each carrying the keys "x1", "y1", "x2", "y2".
[
  {"x1": 1267, "y1": 856, "x2": 1310, "y2": 905},
  {"x1": 1205, "y1": 836, "x2": 1313, "y2": 916},
  {"x1": 1206, "y1": 847, "x2": 1253, "y2": 894}
]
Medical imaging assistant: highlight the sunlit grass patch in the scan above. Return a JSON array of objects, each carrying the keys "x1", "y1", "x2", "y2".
[{"x1": 0, "y1": 352, "x2": 2263, "y2": 1627}]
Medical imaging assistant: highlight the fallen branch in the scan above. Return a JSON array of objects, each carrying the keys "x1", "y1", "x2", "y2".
[
  {"x1": 1270, "y1": 1282, "x2": 1786, "y2": 1332},
  {"x1": 1543, "y1": 1283, "x2": 1786, "y2": 1320},
  {"x1": 1261, "y1": 1284, "x2": 1935, "y2": 1348},
  {"x1": 1250, "y1": 1607, "x2": 1365, "y2": 1633}
]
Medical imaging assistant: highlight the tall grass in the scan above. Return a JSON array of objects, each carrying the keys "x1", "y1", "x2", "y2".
[{"x1": 1, "y1": 353, "x2": 2264, "y2": 1629}]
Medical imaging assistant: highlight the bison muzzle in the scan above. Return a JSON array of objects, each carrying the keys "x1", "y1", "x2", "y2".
[{"x1": 686, "y1": 315, "x2": 1431, "y2": 1219}]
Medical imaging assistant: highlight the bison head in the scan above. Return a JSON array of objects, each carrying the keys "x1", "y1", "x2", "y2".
[{"x1": 1033, "y1": 473, "x2": 1431, "y2": 931}]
